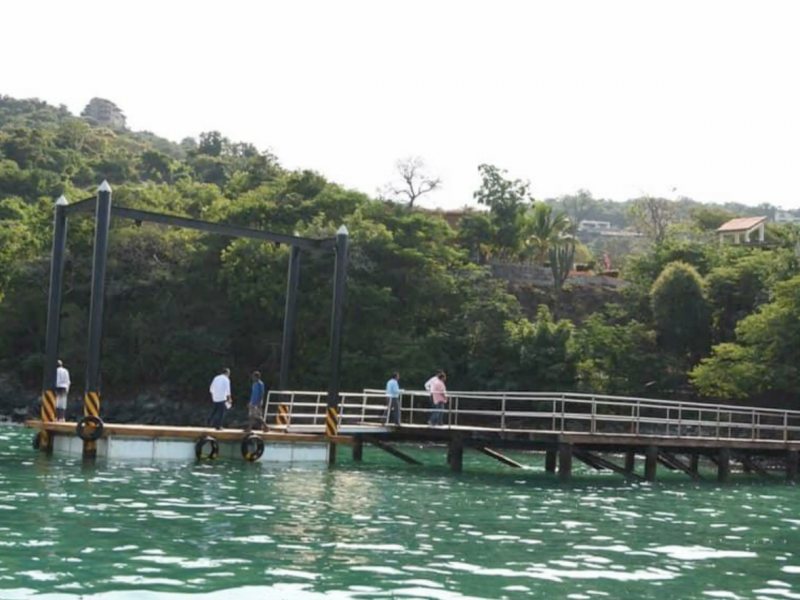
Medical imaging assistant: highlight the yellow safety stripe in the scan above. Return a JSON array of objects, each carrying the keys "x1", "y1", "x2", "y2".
[
  {"x1": 41, "y1": 390, "x2": 56, "y2": 422},
  {"x1": 84, "y1": 391, "x2": 101, "y2": 417},
  {"x1": 326, "y1": 406, "x2": 339, "y2": 437},
  {"x1": 276, "y1": 404, "x2": 289, "y2": 426}
]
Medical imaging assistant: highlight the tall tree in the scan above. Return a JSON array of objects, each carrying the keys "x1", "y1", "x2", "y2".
[
  {"x1": 650, "y1": 261, "x2": 710, "y2": 360},
  {"x1": 628, "y1": 196, "x2": 676, "y2": 243},
  {"x1": 383, "y1": 157, "x2": 441, "y2": 208},
  {"x1": 473, "y1": 164, "x2": 531, "y2": 258}
]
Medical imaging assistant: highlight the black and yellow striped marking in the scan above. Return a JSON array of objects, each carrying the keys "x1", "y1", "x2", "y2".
[
  {"x1": 325, "y1": 406, "x2": 339, "y2": 437},
  {"x1": 276, "y1": 404, "x2": 289, "y2": 426},
  {"x1": 41, "y1": 390, "x2": 56, "y2": 422},
  {"x1": 84, "y1": 391, "x2": 100, "y2": 418}
]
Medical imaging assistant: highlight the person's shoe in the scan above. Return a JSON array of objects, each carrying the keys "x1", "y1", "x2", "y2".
[{"x1": 215, "y1": 427, "x2": 223, "y2": 431}]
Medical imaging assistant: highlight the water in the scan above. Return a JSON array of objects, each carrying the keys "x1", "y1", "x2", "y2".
[{"x1": 1, "y1": 426, "x2": 799, "y2": 600}]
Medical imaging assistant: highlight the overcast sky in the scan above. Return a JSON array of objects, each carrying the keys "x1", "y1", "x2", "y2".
[{"x1": 2, "y1": 0, "x2": 799, "y2": 209}]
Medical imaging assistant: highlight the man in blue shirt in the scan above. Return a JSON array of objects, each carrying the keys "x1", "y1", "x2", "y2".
[
  {"x1": 385, "y1": 372, "x2": 401, "y2": 426},
  {"x1": 246, "y1": 371, "x2": 268, "y2": 432}
]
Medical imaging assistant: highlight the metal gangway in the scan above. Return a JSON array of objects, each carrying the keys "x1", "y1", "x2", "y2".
[{"x1": 265, "y1": 389, "x2": 800, "y2": 443}]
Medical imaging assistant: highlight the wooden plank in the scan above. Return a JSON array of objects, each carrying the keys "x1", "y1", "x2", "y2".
[
  {"x1": 366, "y1": 437, "x2": 423, "y2": 465},
  {"x1": 739, "y1": 455, "x2": 775, "y2": 479},
  {"x1": 572, "y1": 448, "x2": 646, "y2": 481},
  {"x1": 25, "y1": 420, "x2": 352, "y2": 445},
  {"x1": 659, "y1": 451, "x2": 703, "y2": 480},
  {"x1": 475, "y1": 446, "x2": 525, "y2": 468}
]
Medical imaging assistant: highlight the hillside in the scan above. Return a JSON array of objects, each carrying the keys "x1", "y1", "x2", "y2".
[{"x1": 2, "y1": 94, "x2": 800, "y2": 423}]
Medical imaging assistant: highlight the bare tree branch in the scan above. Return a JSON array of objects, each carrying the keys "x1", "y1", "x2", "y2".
[{"x1": 382, "y1": 157, "x2": 442, "y2": 207}]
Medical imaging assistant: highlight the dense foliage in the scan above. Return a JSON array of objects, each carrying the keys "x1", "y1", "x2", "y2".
[{"x1": 1, "y1": 95, "x2": 799, "y2": 410}]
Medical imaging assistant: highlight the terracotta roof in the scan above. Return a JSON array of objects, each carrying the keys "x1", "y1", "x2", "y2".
[{"x1": 717, "y1": 216, "x2": 767, "y2": 233}]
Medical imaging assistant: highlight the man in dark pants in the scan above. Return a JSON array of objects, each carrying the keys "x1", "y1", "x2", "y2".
[
  {"x1": 246, "y1": 371, "x2": 268, "y2": 432},
  {"x1": 207, "y1": 368, "x2": 232, "y2": 430}
]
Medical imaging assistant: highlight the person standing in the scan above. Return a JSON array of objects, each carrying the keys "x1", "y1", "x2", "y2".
[
  {"x1": 208, "y1": 368, "x2": 232, "y2": 430},
  {"x1": 424, "y1": 371, "x2": 443, "y2": 425},
  {"x1": 246, "y1": 371, "x2": 268, "y2": 432},
  {"x1": 385, "y1": 372, "x2": 401, "y2": 426},
  {"x1": 428, "y1": 372, "x2": 448, "y2": 426},
  {"x1": 55, "y1": 359, "x2": 70, "y2": 422}
]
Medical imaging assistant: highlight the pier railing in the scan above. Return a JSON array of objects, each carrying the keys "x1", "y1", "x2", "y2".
[{"x1": 266, "y1": 389, "x2": 800, "y2": 442}]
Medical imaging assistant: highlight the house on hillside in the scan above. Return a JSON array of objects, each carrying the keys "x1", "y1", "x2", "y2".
[
  {"x1": 81, "y1": 98, "x2": 126, "y2": 129},
  {"x1": 717, "y1": 216, "x2": 767, "y2": 245}
]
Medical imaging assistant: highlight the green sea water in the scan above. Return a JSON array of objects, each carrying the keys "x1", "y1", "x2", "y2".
[{"x1": 1, "y1": 426, "x2": 799, "y2": 600}]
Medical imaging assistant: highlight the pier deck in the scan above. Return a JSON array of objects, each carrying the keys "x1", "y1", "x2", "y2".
[{"x1": 265, "y1": 389, "x2": 800, "y2": 480}]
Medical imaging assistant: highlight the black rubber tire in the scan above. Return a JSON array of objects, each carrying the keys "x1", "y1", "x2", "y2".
[
  {"x1": 76, "y1": 416, "x2": 104, "y2": 441},
  {"x1": 195, "y1": 435, "x2": 219, "y2": 460},
  {"x1": 241, "y1": 434, "x2": 265, "y2": 462}
]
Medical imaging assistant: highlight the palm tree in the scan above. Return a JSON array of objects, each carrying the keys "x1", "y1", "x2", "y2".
[{"x1": 523, "y1": 203, "x2": 575, "y2": 264}]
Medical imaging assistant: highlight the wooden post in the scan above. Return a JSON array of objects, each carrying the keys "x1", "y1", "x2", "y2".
[
  {"x1": 352, "y1": 435, "x2": 363, "y2": 462},
  {"x1": 644, "y1": 446, "x2": 658, "y2": 482},
  {"x1": 558, "y1": 443, "x2": 572, "y2": 483},
  {"x1": 545, "y1": 449, "x2": 557, "y2": 473},
  {"x1": 717, "y1": 448, "x2": 730, "y2": 483},
  {"x1": 690, "y1": 452, "x2": 700, "y2": 481},
  {"x1": 449, "y1": 437, "x2": 463, "y2": 473},
  {"x1": 787, "y1": 449, "x2": 798, "y2": 482},
  {"x1": 625, "y1": 451, "x2": 636, "y2": 474}
]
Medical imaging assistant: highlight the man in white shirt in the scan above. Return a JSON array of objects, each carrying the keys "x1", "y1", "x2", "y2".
[
  {"x1": 55, "y1": 360, "x2": 70, "y2": 422},
  {"x1": 207, "y1": 368, "x2": 232, "y2": 430}
]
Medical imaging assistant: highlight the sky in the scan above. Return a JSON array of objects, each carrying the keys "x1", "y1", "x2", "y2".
[{"x1": 2, "y1": 0, "x2": 799, "y2": 210}]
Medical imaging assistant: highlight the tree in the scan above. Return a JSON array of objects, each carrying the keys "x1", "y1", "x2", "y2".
[
  {"x1": 628, "y1": 196, "x2": 676, "y2": 243},
  {"x1": 523, "y1": 203, "x2": 574, "y2": 264},
  {"x1": 558, "y1": 189, "x2": 593, "y2": 228},
  {"x1": 383, "y1": 157, "x2": 441, "y2": 208},
  {"x1": 473, "y1": 164, "x2": 531, "y2": 258},
  {"x1": 650, "y1": 261, "x2": 710, "y2": 360},
  {"x1": 502, "y1": 305, "x2": 577, "y2": 391}
]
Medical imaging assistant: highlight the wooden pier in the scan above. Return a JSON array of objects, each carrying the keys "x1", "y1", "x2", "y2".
[{"x1": 264, "y1": 389, "x2": 800, "y2": 481}]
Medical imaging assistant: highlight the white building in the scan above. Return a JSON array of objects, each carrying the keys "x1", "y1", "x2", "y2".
[{"x1": 775, "y1": 210, "x2": 800, "y2": 224}]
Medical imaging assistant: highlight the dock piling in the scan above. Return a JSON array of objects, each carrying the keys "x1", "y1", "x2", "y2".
[
  {"x1": 558, "y1": 443, "x2": 572, "y2": 482},
  {"x1": 545, "y1": 449, "x2": 557, "y2": 473},
  {"x1": 717, "y1": 448, "x2": 731, "y2": 483},
  {"x1": 448, "y1": 437, "x2": 464, "y2": 473},
  {"x1": 787, "y1": 450, "x2": 798, "y2": 482},
  {"x1": 644, "y1": 446, "x2": 658, "y2": 481},
  {"x1": 352, "y1": 435, "x2": 363, "y2": 462},
  {"x1": 624, "y1": 451, "x2": 636, "y2": 474}
]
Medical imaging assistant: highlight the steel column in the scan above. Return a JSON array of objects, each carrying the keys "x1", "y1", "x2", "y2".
[
  {"x1": 326, "y1": 225, "x2": 349, "y2": 465},
  {"x1": 83, "y1": 181, "x2": 112, "y2": 459},
  {"x1": 40, "y1": 195, "x2": 69, "y2": 451},
  {"x1": 279, "y1": 246, "x2": 301, "y2": 391}
]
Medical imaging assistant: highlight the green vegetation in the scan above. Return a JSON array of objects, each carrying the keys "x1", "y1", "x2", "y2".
[{"x1": 1, "y1": 94, "x2": 798, "y2": 410}]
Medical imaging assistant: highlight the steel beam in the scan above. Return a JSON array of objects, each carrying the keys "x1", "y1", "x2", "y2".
[{"x1": 111, "y1": 206, "x2": 329, "y2": 250}]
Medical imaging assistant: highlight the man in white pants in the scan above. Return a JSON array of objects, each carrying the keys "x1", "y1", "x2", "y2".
[{"x1": 55, "y1": 360, "x2": 70, "y2": 422}]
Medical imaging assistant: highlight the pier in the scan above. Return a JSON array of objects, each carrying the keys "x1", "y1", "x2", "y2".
[{"x1": 263, "y1": 388, "x2": 800, "y2": 481}]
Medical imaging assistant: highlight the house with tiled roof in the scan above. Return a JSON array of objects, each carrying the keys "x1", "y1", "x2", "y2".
[{"x1": 716, "y1": 216, "x2": 767, "y2": 244}]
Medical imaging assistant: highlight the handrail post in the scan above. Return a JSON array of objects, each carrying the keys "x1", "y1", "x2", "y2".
[
  {"x1": 590, "y1": 397, "x2": 596, "y2": 434},
  {"x1": 501, "y1": 395, "x2": 507, "y2": 431},
  {"x1": 716, "y1": 407, "x2": 721, "y2": 439},
  {"x1": 785, "y1": 412, "x2": 789, "y2": 442},
  {"x1": 677, "y1": 404, "x2": 682, "y2": 437}
]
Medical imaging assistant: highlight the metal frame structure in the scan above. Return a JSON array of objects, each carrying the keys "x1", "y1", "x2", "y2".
[{"x1": 40, "y1": 182, "x2": 349, "y2": 459}]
